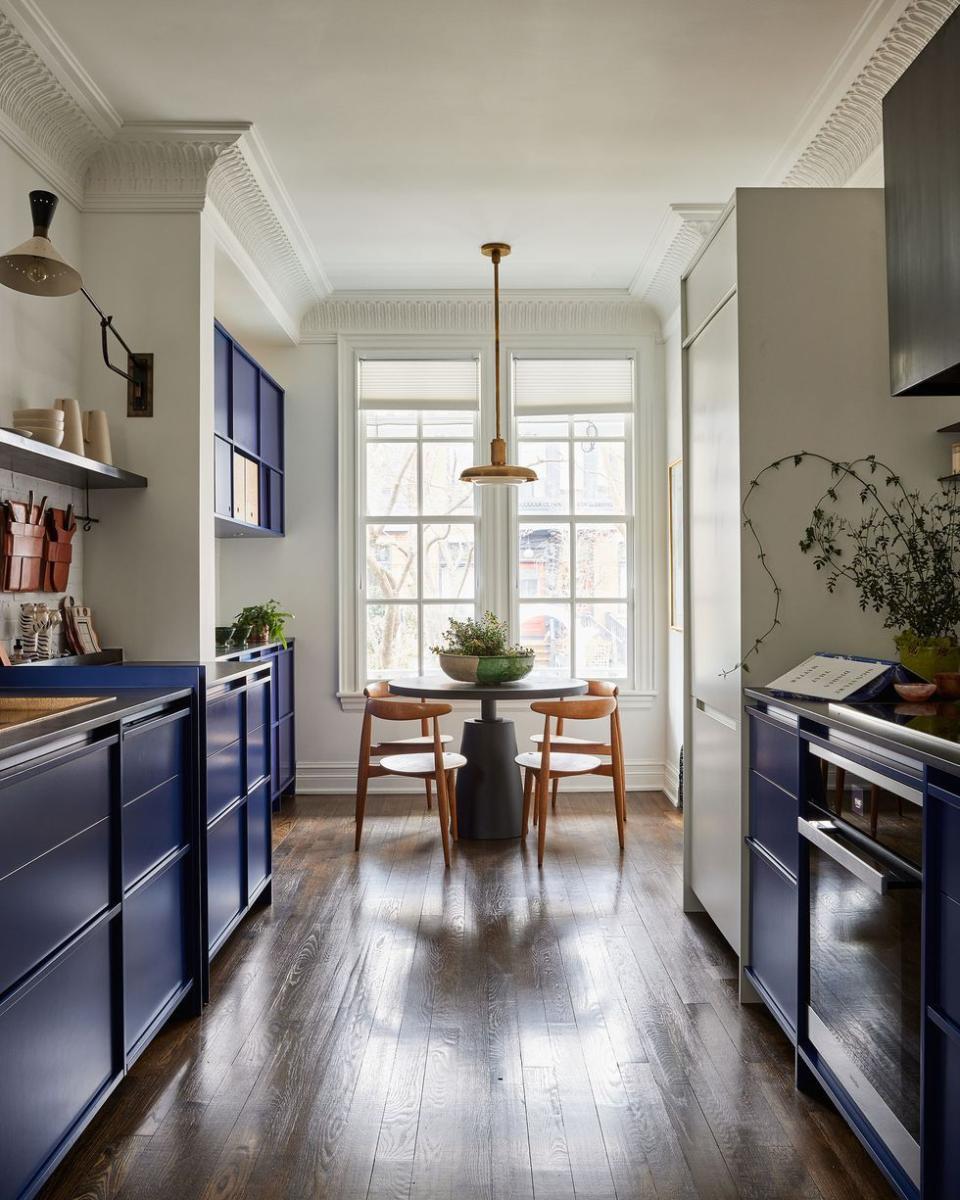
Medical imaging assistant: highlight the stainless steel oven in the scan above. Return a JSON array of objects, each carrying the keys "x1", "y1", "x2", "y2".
[{"x1": 802, "y1": 742, "x2": 923, "y2": 1189}]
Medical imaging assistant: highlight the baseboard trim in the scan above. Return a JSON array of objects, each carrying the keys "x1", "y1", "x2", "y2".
[
  {"x1": 663, "y1": 759, "x2": 680, "y2": 807},
  {"x1": 296, "y1": 759, "x2": 669, "y2": 795}
]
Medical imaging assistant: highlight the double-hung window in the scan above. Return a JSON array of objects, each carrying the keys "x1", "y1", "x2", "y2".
[
  {"x1": 513, "y1": 358, "x2": 634, "y2": 680},
  {"x1": 358, "y1": 358, "x2": 479, "y2": 678}
]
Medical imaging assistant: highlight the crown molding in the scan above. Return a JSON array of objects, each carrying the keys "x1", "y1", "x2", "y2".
[
  {"x1": 773, "y1": 0, "x2": 960, "y2": 186},
  {"x1": 0, "y1": 3, "x2": 107, "y2": 205},
  {"x1": 0, "y1": 8, "x2": 328, "y2": 329},
  {"x1": 629, "y1": 204, "x2": 724, "y2": 320},
  {"x1": 300, "y1": 290, "x2": 658, "y2": 341}
]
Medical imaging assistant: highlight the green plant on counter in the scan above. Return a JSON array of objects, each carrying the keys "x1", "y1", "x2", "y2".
[
  {"x1": 234, "y1": 599, "x2": 293, "y2": 648},
  {"x1": 429, "y1": 611, "x2": 531, "y2": 657},
  {"x1": 729, "y1": 452, "x2": 960, "y2": 677}
]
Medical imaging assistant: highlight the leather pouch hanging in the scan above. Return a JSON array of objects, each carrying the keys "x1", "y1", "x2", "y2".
[{"x1": 41, "y1": 508, "x2": 76, "y2": 593}]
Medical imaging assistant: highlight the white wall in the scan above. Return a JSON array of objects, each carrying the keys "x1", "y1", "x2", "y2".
[
  {"x1": 217, "y1": 336, "x2": 670, "y2": 795},
  {"x1": 81, "y1": 210, "x2": 217, "y2": 660},
  {"x1": 0, "y1": 140, "x2": 86, "y2": 651}
]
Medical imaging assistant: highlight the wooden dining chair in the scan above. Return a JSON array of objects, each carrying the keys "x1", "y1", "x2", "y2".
[
  {"x1": 364, "y1": 681, "x2": 453, "y2": 812},
  {"x1": 528, "y1": 680, "x2": 626, "y2": 825},
  {"x1": 516, "y1": 695, "x2": 625, "y2": 867},
  {"x1": 355, "y1": 695, "x2": 464, "y2": 867}
]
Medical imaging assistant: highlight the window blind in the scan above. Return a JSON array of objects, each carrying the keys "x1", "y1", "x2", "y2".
[
  {"x1": 513, "y1": 357, "x2": 634, "y2": 413},
  {"x1": 358, "y1": 358, "x2": 480, "y2": 411}
]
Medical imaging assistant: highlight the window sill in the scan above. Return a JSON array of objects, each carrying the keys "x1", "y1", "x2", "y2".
[{"x1": 337, "y1": 689, "x2": 657, "y2": 713}]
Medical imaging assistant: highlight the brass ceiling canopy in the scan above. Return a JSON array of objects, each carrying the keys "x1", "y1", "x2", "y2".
[{"x1": 460, "y1": 242, "x2": 537, "y2": 487}]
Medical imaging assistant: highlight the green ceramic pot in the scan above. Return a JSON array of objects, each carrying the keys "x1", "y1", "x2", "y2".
[
  {"x1": 438, "y1": 652, "x2": 535, "y2": 684},
  {"x1": 895, "y1": 631, "x2": 960, "y2": 681}
]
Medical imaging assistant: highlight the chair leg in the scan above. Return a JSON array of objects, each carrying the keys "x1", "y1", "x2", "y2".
[
  {"x1": 435, "y1": 771, "x2": 452, "y2": 869},
  {"x1": 522, "y1": 768, "x2": 533, "y2": 837},
  {"x1": 447, "y1": 770, "x2": 458, "y2": 840},
  {"x1": 551, "y1": 775, "x2": 559, "y2": 812},
  {"x1": 424, "y1": 778, "x2": 433, "y2": 810},
  {"x1": 537, "y1": 770, "x2": 549, "y2": 868},
  {"x1": 612, "y1": 764, "x2": 625, "y2": 852},
  {"x1": 354, "y1": 767, "x2": 369, "y2": 852}
]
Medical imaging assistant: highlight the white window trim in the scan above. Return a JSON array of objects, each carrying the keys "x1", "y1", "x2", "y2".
[{"x1": 337, "y1": 332, "x2": 658, "y2": 707}]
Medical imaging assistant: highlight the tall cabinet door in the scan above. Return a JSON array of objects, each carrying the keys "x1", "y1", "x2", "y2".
[{"x1": 686, "y1": 274, "x2": 742, "y2": 955}]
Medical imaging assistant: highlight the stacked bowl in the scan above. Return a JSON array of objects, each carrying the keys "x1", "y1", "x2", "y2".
[{"x1": 13, "y1": 408, "x2": 65, "y2": 447}]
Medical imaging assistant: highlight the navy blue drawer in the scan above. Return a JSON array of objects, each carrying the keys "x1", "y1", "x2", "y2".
[
  {"x1": 0, "y1": 818, "x2": 110, "y2": 996},
  {"x1": 749, "y1": 770, "x2": 798, "y2": 877},
  {"x1": 0, "y1": 740, "x2": 112, "y2": 879},
  {"x1": 206, "y1": 689, "x2": 243, "y2": 757},
  {"x1": 247, "y1": 720, "x2": 269, "y2": 788},
  {"x1": 124, "y1": 712, "x2": 186, "y2": 803},
  {"x1": 748, "y1": 844, "x2": 798, "y2": 1035},
  {"x1": 207, "y1": 805, "x2": 244, "y2": 951},
  {"x1": 0, "y1": 917, "x2": 115, "y2": 1200},
  {"x1": 123, "y1": 774, "x2": 186, "y2": 889},
  {"x1": 935, "y1": 792, "x2": 960, "y2": 904},
  {"x1": 246, "y1": 680, "x2": 269, "y2": 734},
  {"x1": 124, "y1": 855, "x2": 189, "y2": 1051},
  {"x1": 277, "y1": 649, "x2": 293, "y2": 718},
  {"x1": 207, "y1": 738, "x2": 243, "y2": 823},
  {"x1": 247, "y1": 780, "x2": 270, "y2": 892},
  {"x1": 749, "y1": 711, "x2": 798, "y2": 798},
  {"x1": 925, "y1": 1017, "x2": 960, "y2": 1199},
  {"x1": 937, "y1": 892, "x2": 960, "y2": 1025}
]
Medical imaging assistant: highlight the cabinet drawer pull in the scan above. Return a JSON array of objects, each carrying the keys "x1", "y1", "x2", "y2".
[
  {"x1": 798, "y1": 817, "x2": 919, "y2": 894},
  {"x1": 809, "y1": 744, "x2": 922, "y2": 807}
]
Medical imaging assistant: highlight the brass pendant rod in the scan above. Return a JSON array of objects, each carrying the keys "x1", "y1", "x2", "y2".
[{"x1": 492, "y1": 247, "x2": 502, "y2": 442}]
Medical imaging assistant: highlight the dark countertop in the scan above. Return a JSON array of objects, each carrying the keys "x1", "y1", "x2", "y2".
[
  {"x1": 0, "y1": 687, "x2": 192, "y2": 764},
  {"x1": 215, "y1": 639, "x2": 293, "y2": 662},
  {"x1": 746, "y1": 686, "x2": 960, "y2": 774}
]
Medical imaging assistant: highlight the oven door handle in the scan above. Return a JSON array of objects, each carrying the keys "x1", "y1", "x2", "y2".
[
  {"x1": 809, "y1": 744, "x2": 923, "y2": 807},
  {"x1": 797, "y1": 816, "x2": 917, "y2": 894}
]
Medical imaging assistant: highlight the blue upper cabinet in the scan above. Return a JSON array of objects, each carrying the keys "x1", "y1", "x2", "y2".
[{"x1": 213, "y1": 322, "x2": 285, "y2": 538}]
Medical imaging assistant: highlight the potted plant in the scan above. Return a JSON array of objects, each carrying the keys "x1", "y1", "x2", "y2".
[
  {"x1": 734, "y1": 452, "x2": 960, "y2": 680},
  {"x1": 233, "y1": 600, "x2": 293, "y2": 648},
  {"x1": 430, "y1": 611, "x2": 535, "y2": 684}
]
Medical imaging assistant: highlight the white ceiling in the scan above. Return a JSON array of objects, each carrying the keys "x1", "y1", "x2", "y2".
[{"x1": 37, "y1": 0, "x2": 874, "y2": 291}]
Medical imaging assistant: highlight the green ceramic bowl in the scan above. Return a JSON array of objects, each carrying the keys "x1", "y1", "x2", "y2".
[{"x1": 438, "y1": 652, "x2": 535, "y2": 684}]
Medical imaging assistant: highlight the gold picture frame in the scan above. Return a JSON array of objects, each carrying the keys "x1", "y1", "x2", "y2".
[{"x1": 668, "y1": 458, "x2": 683, "y2": 631}]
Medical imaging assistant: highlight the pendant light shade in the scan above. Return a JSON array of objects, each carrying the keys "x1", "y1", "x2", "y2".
[
  {"x1": 0, "y1": 191, "x2": 82, "y2": 297},
  {"x1": 460, "y1": 243, "x2": 537, "y2": 486}
]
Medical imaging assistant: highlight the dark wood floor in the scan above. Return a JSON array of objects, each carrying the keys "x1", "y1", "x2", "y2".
[{"x1": 39, "y1": 791, "x2": 893, "y2": 1200}]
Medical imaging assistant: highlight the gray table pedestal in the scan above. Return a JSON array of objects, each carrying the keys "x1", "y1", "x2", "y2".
[{"x1": 456, "y1": 717, "x2": 523, "y2": 839}]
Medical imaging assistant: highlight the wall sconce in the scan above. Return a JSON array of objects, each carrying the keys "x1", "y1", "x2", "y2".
[{"x1": 0, "y1": 190, "x2": 154, "y2": 416}]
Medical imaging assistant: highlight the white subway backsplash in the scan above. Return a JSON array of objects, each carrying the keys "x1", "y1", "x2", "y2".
[{"x1": 0, "y1": 468, "x2": 85, "y2": 654}]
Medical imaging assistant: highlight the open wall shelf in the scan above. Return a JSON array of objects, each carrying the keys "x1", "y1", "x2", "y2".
[{"x1": 0, "y1": 428, "x2": 147, "y2": 490}]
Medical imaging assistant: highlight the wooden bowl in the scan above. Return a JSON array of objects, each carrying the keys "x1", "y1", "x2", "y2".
[{"x1": 894, "y1": 682, "x2": 937, "y2": 702}]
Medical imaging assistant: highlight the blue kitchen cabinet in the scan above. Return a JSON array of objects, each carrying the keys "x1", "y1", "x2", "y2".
[
  {"x1": 203, "y1": 663, "x2": 273, "y2": 972},
  {"x1": 0, "y1": 689, "x2": 199, "y2": 1200},
  {"x1": 213, "y1": 321, "x2": 285, "y2": 538},
  {"x1": 746, "y1": 840, "x2": 798, "y2": 1036},
  {"x1": 226, "y1": 641, "x2": 296, "y2": 809}
]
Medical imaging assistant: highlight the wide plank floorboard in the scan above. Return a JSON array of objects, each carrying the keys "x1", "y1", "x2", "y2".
[{"x1": 39, "y1": 792, "x2": 894, "y2": 1200}]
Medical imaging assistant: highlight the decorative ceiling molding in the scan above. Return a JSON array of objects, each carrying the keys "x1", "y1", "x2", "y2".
[
  {"x1": 0, "y1": 4, "x2": 329, "y2": 330},
  {"x1": 777, "y1": 0, "x2": 960, "y2": 187},
  {"x1": 0, "y1": 4, "x2": 108, "y2": 205},
  {"x1": 629, "y1": 204, "x2": 724, "y2": 320},
  {"x1": 84, "y1": 122, "x2": 246, "y2": 212},
  {"x1": 300, "y1": 291, "x2": 658, "y2": 342}
]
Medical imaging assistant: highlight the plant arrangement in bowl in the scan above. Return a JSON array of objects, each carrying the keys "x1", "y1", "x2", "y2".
[
  {"x1": 430, "y1": 611, "x2": 534, "y2": 684},
  {"x1": 233, "y1": 599, "x2": 293, "y2": 648},
  {"x1": 733, "y1": 452, "x2": 960, "y2": 680}
]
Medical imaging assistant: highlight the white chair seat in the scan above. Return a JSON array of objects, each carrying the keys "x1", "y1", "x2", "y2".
[
  {"x1": 516, "y1": 751, "x2": 602, "y2": 774},
  {"x1": 380, "y1": 751, "x2": 467, "y2": 776},
  {"x1": 529, "y1": 733, "x2": 596, "y2": 747}
]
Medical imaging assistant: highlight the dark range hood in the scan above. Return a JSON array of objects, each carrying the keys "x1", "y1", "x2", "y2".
[{"x1": 883, "y1": 6, "x2": 960, "y2": 397}]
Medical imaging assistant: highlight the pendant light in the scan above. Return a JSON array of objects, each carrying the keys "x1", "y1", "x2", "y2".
[{"x1": 460, "y1": 242, "x2": 537, "y2": 486}]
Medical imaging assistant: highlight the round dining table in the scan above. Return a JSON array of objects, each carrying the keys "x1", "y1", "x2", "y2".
[{"x1": 388, "y1": 674, "x2": 587, "y2": 839}]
